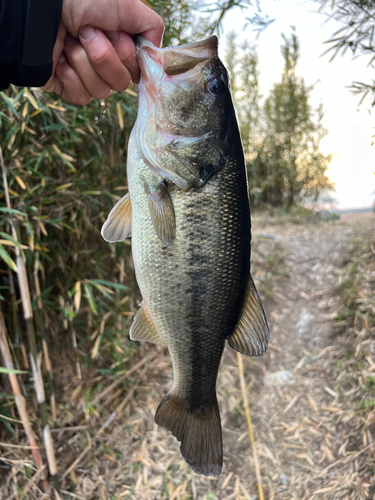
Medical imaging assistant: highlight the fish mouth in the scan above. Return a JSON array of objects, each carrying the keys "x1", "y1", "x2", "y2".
[
  {"x1": 134, "y1": 36, "x2": 224, "y2": 190},
  {"x1": 135, "y1": 35, "x2": 218, "y2": 77}
]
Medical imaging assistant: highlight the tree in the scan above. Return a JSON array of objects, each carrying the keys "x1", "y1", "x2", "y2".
[
  {"x1": 264, "y1": 31, "x2": 333, "y2": 208},
  {"x1": 226, "y1": 30, "x2": 333, "y2": 209},
  {"x1": 151, "y1": 0, "x2": 210, "y2": 45},
  {"x1": 314, "y1": 0, "x2": 375, "y2": 104},
  {"x1": 224, "y1": 32, "x2": 261, "y2": 151}
]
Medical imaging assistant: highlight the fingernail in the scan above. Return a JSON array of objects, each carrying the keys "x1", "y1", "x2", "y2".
[
  {"x1": 79, "y1": 25, "x2": 97, "y2": 41},
  {"x1": 106, "y1": 31, "x2": 119, "y2": 43},
  {"x1": 59, "y1": 53, "x2": 66, "y2": 64}
]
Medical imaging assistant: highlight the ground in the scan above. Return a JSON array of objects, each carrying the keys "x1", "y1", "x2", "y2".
[
  {"x1": 1, "y1": 212, "x2": 374, "y2": 500},
  {"x1": 242, "y1": 211, "x2": 374, "y2": 500}
]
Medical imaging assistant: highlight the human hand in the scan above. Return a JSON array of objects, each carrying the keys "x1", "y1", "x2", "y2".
[{"x1": 44, "y1": 0, "x2": 164, "y2": 104}]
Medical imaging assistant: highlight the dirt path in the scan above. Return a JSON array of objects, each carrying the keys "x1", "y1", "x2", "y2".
[{"x1": 225, "y1": 211, "x2": 374, "y2": 500}]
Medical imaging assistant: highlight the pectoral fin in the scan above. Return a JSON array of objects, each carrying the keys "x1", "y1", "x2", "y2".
[
  {"x1": 227, "y1": 276, "x2": 269, "y2": 356},
  {"x1": 147, "y1": 183, "x2": 176, "y2": 247},
  {"x1": 130, "y1": 303, "x2": 165, "y2": 345},
  {"x1": 101, "y1": 193, "x2": 132, "y2": 242}
]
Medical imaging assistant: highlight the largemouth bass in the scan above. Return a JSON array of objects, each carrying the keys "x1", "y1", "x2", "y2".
[{"x1": 102, "y1": 36, "x2": 269, "y2": 477}]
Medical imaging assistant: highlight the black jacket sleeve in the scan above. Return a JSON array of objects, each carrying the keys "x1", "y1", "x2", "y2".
[{"x1": 0, "y1": 0, "x2": 63, "y2": 90}]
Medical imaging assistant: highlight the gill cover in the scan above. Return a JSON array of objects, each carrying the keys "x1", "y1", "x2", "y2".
[{"x1": 135, "y1": 36, "x2": 233, "y2": 190}]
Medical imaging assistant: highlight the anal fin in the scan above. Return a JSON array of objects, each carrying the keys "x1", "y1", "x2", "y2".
[
  {"x1": 101, "y1": 192, "x2": 132, "y2": 242},
  {"x1": 227, "y1": 276, "x2": 269, "y2": 356},
  {"x1": 129, "y1": 303, "x2": 165, "y2": 345},
  {"x1": 147, "y1": 183, "x2": 176, "y2": 247}
]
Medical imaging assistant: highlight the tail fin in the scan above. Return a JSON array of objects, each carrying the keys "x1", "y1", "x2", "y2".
[{"x1": 155, "y1": 393, "x2": 222, "y2": 476}]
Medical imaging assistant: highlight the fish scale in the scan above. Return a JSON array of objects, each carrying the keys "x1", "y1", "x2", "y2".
[
  {"x1": 128, "y1": 129, "x2": 250, "y2": 449},
  {"x1": 102, "y1": 35, "x2": 269, "y2": 476}
]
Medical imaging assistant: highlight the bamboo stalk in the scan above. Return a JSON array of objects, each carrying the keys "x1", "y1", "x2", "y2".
[
  {"x1": 44, "y1": 425, "x2": 60, "y2": 493},
  {"x1": 13, "y1": 222, "x2": 38, "y2": 361},
  {"x1": 0, "y1": 146, "x2": 60, "y2": 492},
  {"x1": 116, "y1": 256, "x2": 126, "y2": 333},
  {"x1": 8, "y1": 269, "x2": 24, "y2": 362},
  {"x1": 71, "y1": 324, "x2": 82, "y2": 380},
  {"x1": 34, "y1": 242, "x2": 57, "y2": 420},
  {"x1": 6, "y1": 270, "x2": 27, "y2": 398},
  {"x1": 236, "y1": 352, "x2": 264, "y2": 500},
  {"x1": 0, "y1": 312, "x2": 47, "y2": 485},
  {"x1": 71, "y1": 280, "x2": 82, "y2": 379}
]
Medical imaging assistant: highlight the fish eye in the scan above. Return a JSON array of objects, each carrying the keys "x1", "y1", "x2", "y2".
[{"x1": 206, "y1": 77, "x2": 226, "y2": 96}]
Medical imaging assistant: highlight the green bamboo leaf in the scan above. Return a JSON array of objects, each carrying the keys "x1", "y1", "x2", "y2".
[
  {"x1": 59, "y1": 156, "x2": 76, "y2": 171},
  {"x1": 89, "y1": 279, "x2": 129, "y2": 291},
  {"x1": 24, "y1": 89, "x2": 39, "y2": 110},
  {"x1": 43, "y1": 123, "x2": 66, "y2": 132},
  {"x1": 13, "y1": 88, "x2": 25, "y2": 105},
  {"x1": 0, "y1": 92, "x2": 19, "y2": 118},
  {"x1": 82, "y1": 158, "x2": 96, "y2": 169},
  {"x1": 0, "y1": 232, "x2": 26, "y2": 259},
  {"x1": 34, "y1": 150, "x2": 47, "y2": 170},
  {"x1": 56, "y1": 183, "x2": 73, "y2": 191},
  {"x1": 84, "y1": 282, "x2": 98, "y2": 315},
  {"x1": 52, "y1": 147, "x2": 76, "y2": 171},
  {"x1": 86, "y1": 280, "x2": 114, "y2": 301},
  {"x1": 61, "y1": 223, "x2": 76, "y2": 232},
  {"x1": 4, "y1": 124, "x2": 19, "y2": 144},
  {"x1": 0, "y1": 207, "x2": 27, "y2": 216},
  {"x1": 0, "y1": 244, "x2": 18, "y2": 272},
  {"x1": 24, "y1": 220, "x2": 34, "y2": 238},
  {"x1": 0, "y1": 367, "x2": 26, "y2": 375},
  {"x1": 0, "y1": 408, "x2": 16, "y2": 434},
  {"x1": 0, "y1": 111, "x2": 12, "y2": 124}
]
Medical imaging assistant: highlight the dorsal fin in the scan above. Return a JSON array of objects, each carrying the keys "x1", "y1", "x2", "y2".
[
  {"x1": 227, "y1": 276, "x2": 269, "y2": 357},
  {"x1": 130, "y1": 303, "x2": 164, "y2": 345},
  {"x1": 147, "y1": 183, "x2": 176, "y2": 247},
  {"x1": 101, "y1": 192, "x2": 132, "y2": 242}
]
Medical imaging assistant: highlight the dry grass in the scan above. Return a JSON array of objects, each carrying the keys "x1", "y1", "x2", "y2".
[{"x1": 1, "y1": 213, "x2": 374, "y2": 500}]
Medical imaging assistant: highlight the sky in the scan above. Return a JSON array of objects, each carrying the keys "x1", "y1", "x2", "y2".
[{"x1": 219, "y1": 0, "x2": 375, "y2": 209}]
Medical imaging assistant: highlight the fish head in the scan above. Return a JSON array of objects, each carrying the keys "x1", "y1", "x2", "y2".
[{"x1": 135, "y1": 36, "x2": 237, "y2": 190}]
